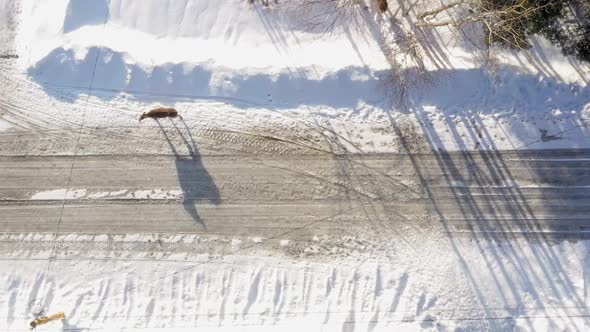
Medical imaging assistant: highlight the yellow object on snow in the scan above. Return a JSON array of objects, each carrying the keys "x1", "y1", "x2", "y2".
[{"x1": 30, "y1": 312, "x2": 65, "y2": 329}]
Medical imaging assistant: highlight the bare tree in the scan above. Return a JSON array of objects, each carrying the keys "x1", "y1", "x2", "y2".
[
  {"x1": 289, "y1": 0, "x2": 369, "y2": 34},
  {"x1": 382, "y1": 18, "x2": 432, "y2": 107},
  {"x1": 288, "y1": 1, "x2": 436, "y2": 105},
  {"x1": 416, "y1": 0, "x2": 560, "y2": 50}
]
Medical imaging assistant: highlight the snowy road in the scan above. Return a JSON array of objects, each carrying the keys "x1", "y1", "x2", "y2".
[{"x1": 2, "y1": 150, "x2": 590, "y2": 238}]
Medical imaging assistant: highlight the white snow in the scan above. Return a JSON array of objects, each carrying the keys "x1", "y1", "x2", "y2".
[
  {"x1": 2, "y1": 0, "x2": 590, "y2": 330},
  {"x1": 18, "y1": 0, "x2": 388, "y2": 71},
  {"x1": 31, "y1": 188, "x2": 86, "y2": 200},
  {"x1": 125, "y1": 189, "x2": 183, "y2": 200},
  {"x1": 31, "y1": 189, "x2": 183, "y2": 200},
  {"x1": 0, "y1": 0, "x2": 587, "y2": 154},
  {"x1": 87, "y1": 190, "x2": 127, "y2": 199},
  {"x1": 0, "y1": 118, "x2": 13, "y2": 131},
  {"x1": 1, "y1": 233, "x2": 590, "y2": 331}
]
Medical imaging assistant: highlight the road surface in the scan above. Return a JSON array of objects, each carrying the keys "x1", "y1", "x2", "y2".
[{"x1": 1, "y1": 149, "x2": 589, "y2": 240}]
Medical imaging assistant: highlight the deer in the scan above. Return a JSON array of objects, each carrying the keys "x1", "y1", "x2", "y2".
[
  {"x1": 30, "y1": 312, "x2": 65, "y2": 329},
  {"x1": 378, "y1": 0, "x2": 388, "y2": 13},
  {"x1": 139, "y1": 107, "x2": 182, "y2": 121}
]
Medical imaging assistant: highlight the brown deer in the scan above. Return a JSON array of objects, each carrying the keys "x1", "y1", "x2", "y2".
[
  {"x1": 378, "y1": 0, "x2": 388, "y2": 13},
  {"x1": 139, "y1": 107, "x2": 182, "y2": 121},
  {"x1": 30, "y1": 312, "x2": 65, "y2": 329}
]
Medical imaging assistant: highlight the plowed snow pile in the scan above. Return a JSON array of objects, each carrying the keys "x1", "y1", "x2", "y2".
[
  {"x1": 3, "y1": 0, "x2": 590, "y2": 152},
  {"x1": 2, "y1": 233, "x2": 590, "y2": 331},
  {"x1": 16, "y1": 0, "x2": 389, "y2": 123}
]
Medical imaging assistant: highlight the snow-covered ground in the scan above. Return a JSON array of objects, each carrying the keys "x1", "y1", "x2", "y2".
[
  {"x1": 2, "y1": 232, "x2": 590, "y2": 331},
  {"x1": 1, "y1": 0, "x2": 589, "y2": 154},
  {"x1": 2, "y1": 0, "x2": 590, "y2": 331}
]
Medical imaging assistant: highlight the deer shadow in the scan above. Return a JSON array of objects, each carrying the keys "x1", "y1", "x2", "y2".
[{"x1": 155, "y1": 118, "x2": 220, "y2": 229}]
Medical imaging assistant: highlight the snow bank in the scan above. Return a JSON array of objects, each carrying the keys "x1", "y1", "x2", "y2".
[
  {"x1": 4, "y1": 0, "x2": 588, "y2": 154},
  {"x1": 18, "y1": 0, "x2": 388, "y2": 72},
  {"x1": 1, "y1": 233, "x2": 589, "y2": 331}
]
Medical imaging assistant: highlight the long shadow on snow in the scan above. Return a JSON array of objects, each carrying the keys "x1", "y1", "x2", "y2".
[
  {"x1": 408, "y1": 68, "x2": 590, "y2": 115},
  {"x1": 348, "y1": 6, "x2": 590, "y2": 329},
  {"x1": 155, "y1": 118, "x2": 220, "y2": 228},
  {"x1": 408, "y1": 110, "x2": 590, "y2": 330}
]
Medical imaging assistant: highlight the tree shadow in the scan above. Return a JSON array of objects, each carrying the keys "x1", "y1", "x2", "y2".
[
  {"x1": 333, "y1": 2, "x2": 590, "y2": 327},
  {"x1": 61, "y1": 319, "x2": 88, "y2": 331},
  {"x1": 155, "y1": 118, "x2": 220, "y2": 228},
  {"x1": 391, "y1": 106, "x2": 590, "y2": 329}
]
